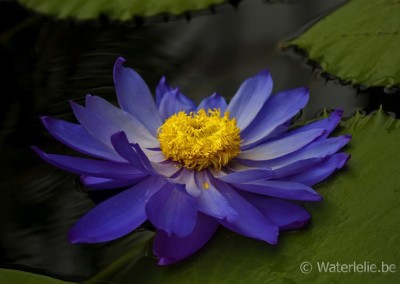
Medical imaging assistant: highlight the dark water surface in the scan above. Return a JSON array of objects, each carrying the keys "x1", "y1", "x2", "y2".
[{"x1": 0, "y1": 0, "x2": 398, "y2": 281}]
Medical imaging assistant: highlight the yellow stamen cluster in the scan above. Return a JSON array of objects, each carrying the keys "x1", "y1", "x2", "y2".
[{"x1": 158, "y1": 109, "x2": 241, "y2": 171}]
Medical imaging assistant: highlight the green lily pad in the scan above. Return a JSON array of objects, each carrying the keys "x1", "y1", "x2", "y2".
[
  {"x1": 281, "y1": 0, "x2": 400, "y2": 90},
  {"x1": 17, "y1": 0, "x2": 227, "y2": 21},
  {"x1": 86, "y1": 230, "x2": 155, "y2": 284},
  {"x1": 0, "y1": 269, "x2": 75, "y2": 284},
  {"x1": 96, "y1": 109, "x2": 400, "y2": 283}
]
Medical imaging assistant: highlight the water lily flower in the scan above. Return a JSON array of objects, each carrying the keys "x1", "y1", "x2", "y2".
[{"x1": 33, "y1": 57, "x2": 350, "y2": 265}]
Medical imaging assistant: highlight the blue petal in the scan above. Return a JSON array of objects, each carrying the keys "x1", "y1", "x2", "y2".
[
  {"x1": 239, "y1": 128, "x2": 325, "y2": 161},
  {"x1": 241, "y1": 87, "x2": 309, "y2": 149},
  {"x1": 226, "y1": 70, "x2": 273, "y2": 130},
  {"x1": 145, "y1": 150, "x2": 167, "y2": 163},
  {"x1": 216, "y1": 181, "x2": 279, "y2": 244},
  {"x1": 284, "y1": 153, "x2": 350, "y2": 186},
  {"x1": 41, "y1": 116, "x2": 124, "y2": 162},
  {"x1": 232, "y1": 158, "x2": 323, "y2": 179},
  {"x1": 238, "y1": 135, "x2": 351, "y2": 178},
  {"x1": 113, "y1": 57, "x2": 162, "y2": 135},
  {"x1": 151, "y1": 160, "x2": 182, "y2": 178},
  {"x1": 158, "y1": 88, "x2": 196, "y2": 120},
  {"x1": 154, "y1": 213, "x2": 219, "y2": 266},
  {"x1": 197, "y1": 92, "x2": 227, "y2": 112},
  {"x1": 288, "y1": 109, "x2": 343, "y2": 140},
  {"x1": 68, "y1": 176, "x2": 165, "y2": 243},
  {"x1": 110, "y1": 131, "x2": 155, "y2": 175},
  {"x1": 268, "y1": 158, "x2": 324, "y2": 178},
  {"x1": 230, "y1": 180, "x2": 322, "y2": 201},
  {"x1": 32, "y1": 146, "x2": 144, "y2": 180},
  {"x1": 80, "y1": 175, "x2": 146, "y2": 190},
  {"x1": 85, "y1": 95, "x2": 159, "y2": 148},
  {"x1": 243, "y1": 193, "x2": 311, "y2": 230},
  {"x1": 171, "y1": 170, "x2": 239, "y2": 221},
  {"x1": 110, "y1": 131, "x2": 180, "y2": 178},
  {"x1": 171, "y1": 169, "x2": 200, "y2": 197},
  {"x1": 263, "y1": 119, "x2": 292, "y2": 141},
  {"x1": 70, "y1": 101, "x2": 120, "y2": 148},
  {"x1": 193, "y1": 172, "x2": 238, "y2": 222},
  {"x1": 155, "y1": 76, "x2": 171, "y2": 108},
  {"x1": 146, "y1": 184, "x2": 198, "y2": 238},
  {"x1": 216, "y1": 169, "x2": 274, "y2": 183}
]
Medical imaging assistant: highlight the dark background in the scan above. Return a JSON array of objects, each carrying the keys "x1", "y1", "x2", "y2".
[{"x1": 0, "y1": 0, "x2": 397, "y2": 281}]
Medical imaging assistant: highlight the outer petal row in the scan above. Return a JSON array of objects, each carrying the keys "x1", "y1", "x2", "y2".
[
  {"x1": 229, "y1": 180, "x2": 322, "y2": 202},
  {"x1": 241, "y1": 87, "x2": 309, "y2": 149},
  {"x1": 80, "y1": 176, "x2": 145, "y2": 190},
  {"x1": 226, "y1": 70, "x2": 273, "y2": 131},
  {"x1": 68, "y1": 176, "x2": 166, "y2": 243},
  {"x1": 239, "y1": 135, "x2": 351, "y2": 177},
  {"x1": 146, "y1": 184, "x2": 198, "y2": 238},
  {"x1": 216, "y1": 181, "x2": 279, "y2": 244},
  {"x1": 242, "y1": 193, "x2": 311, "y2": 231},
  {"x1": 31, "y1": 147, "x2": 144, "y2": 180},
  {"x1": 85, "y1": 95, "x2": 159, "y2": 148},
  {"x1": 154, "y1": 214, "x2": 219, "y2": 266},
  {"x1": 41, "y1": 116, "x2": 124, "y2": 162},
  {"x1": 113, "y1": 57, "x2": 162, "y2": 136},
  {"x1": 239, "y1": 128, "x2": 325, "y2": 161}
]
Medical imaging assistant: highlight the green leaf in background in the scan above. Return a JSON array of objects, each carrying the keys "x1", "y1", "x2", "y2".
[
  {"x1": 86, "y1": 230, "x2": 155, "y2": 284},
  {"x1": 97, "y1": 109, "x2": 400, "y2": 283},
  {"x1": 0, "y1": 269, "x2": 75, "y2": 284},
  {"x1": 17, "y1": 0, "x2": 227, "y2": 21},
  {"x1": 281, "y1": 0, "x2": 400, "y2": 90}
]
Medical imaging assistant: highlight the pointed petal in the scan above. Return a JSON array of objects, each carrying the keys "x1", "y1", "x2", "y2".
[
  {"x1": 231, "y1": 180, "x2": 322, "y2": 201},
  {"x1": 289, "y1": 109, "x2": 343, "y2": 140},
  {"x1": 243, "y1": 193, "x2": 310, "y2": 230},
  {"x1": 85, "y1": 95, "x2": 159, "y2": 148},
  {"x1": 158, "y1": 88, "x2": 196, "y2": 120},
  {"x1": 110, "y1": 131, "x2": 180, "y2": 178},
  {"x1": 193, "y1": 172, "x2": 238, "y2": 222},
  {"x1": 113, "y1": 57, "x2": 162, "y2": 135},
  {"x1": 232, "y1": 158, "x2": 323, "y2": 180},
  {"x1": 32, "y1": 146, "x2": 142, "y2": 180},
  {"x1": 146, "y1": 184, "x2": 198, "y2": 238},
  {"x1": 68, "y1": 176, "x2": 166, "y2": 243},
  {"x1": 41, "y1": 116, "x2": 123, "y2": 162},
  {"x1": 216, "y1": 182, "x2": 279, "y2": 244},
  {"x1": 155, "y1": 76, "x2": 171, "y2": 108},
  {"x1": 216, "y1": 169, "x2": 274, "y2": 183},
  {"x1": 239, "y1": 129, "x2": 325, "y2": 161},
  {"x1": 154, "y1": 213, "x2": 219, "y2": 266},
  {"x1": 197, "y1": 93, "x2": 227, "y2": 112},
  {"x1": 226, "y1": 70, "x2": 273, "y2": 130},
  {"x1": 238, "y1": 135, "x2": 351, "y2": 177},
  {"x1": 284, "y1": 153, "x2": 350, "y2": 186},
  {"x1": 269, "y1": 158, "x2": 324, "y2": 178},
  {"x1": 241, "y1": 87, "x2": 309, "y2": 148},
  {"x1": 70, "y1": 101, "x2": 119, "y2": 148},
  {"x1": 80, "y1": 175, "x2": 146, "y2": 190},
  {"x1": 110, "y1": 131, "x2": 155, "y2": 174}
]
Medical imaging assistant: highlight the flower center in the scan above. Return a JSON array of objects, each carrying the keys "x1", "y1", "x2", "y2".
[{"x1": 158, "y1": 109, "x2": 241, "y2": 171}]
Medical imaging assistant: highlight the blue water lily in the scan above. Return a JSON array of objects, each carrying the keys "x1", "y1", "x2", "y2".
[{"x1": 33, "y1": 57, "x2": 350, "y2": 265}]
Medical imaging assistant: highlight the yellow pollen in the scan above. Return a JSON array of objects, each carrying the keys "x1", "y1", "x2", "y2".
[
  {"x1": 157, "y1": 108, "x2": 241, "y2": 171},
  {"x1": 203, "y1": 182, "x2": 210, "y2": 190}
]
